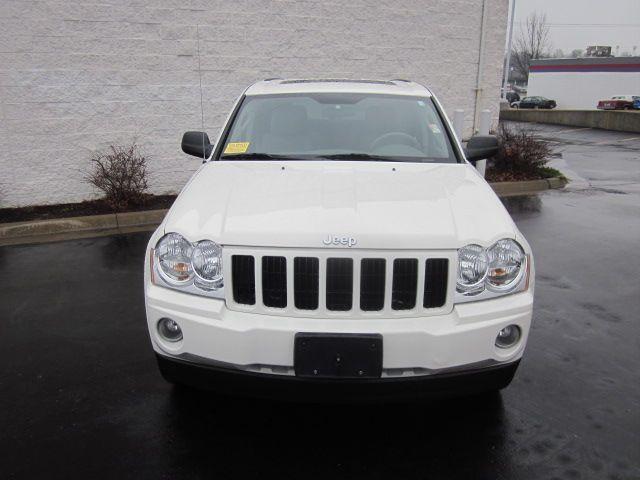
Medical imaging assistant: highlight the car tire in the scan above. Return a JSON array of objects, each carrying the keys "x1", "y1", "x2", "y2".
[
  {"x1": 158, "y1": 366, "x2": 180, "y2": 385},
  {"x1": 466, "y1": 370, "x2": 517, "y2": 397},
  {"x1": 157, "y1": 355, "x2": 186, "y2": 386},
  {"x1": 534, "y1": 105, "x2": 539, "y2": 109}
]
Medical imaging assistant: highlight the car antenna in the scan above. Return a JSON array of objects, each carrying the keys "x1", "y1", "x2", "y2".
[{"x1": 196, "y1": 24, "x2": 206, "y2": 163}]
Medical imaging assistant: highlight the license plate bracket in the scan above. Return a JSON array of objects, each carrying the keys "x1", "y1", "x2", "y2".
[{"x1": 294, "y1": 333, "x2": 383, "y2": 379}]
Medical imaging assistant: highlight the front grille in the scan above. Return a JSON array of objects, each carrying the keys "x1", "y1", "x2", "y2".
[
  {"x1": 228, "y1": 249, "x2": 451, "y2": 317},
  {"x1": 424, "y1": 258, "x2": 449, "y2": 308},
  {"x1": 360, "y1": 259, "x2": 385, "y2": 311},
  {"x1": 262, "y1": 256, "x2": 287, "y2": 308},
  {"x1": 326, "y1": 258, "x2": 353, "y2": 311},
  {"x1": 232, "y1": 255, "x2": 255, "y2": 305},
  {"x1": 294, "y1": 257, "x2": 319, "y2": 310},
  {"x1": 391, "y1": 259, "x2": 418, "y2": 310}
]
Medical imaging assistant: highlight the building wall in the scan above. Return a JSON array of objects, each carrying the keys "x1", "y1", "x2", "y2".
[
  {"x1": 527, "y1": 58, "x2": 640, "y2": 110},
  {"x1": 0, "y1": 0, "x2": 508, "y2": 208}
]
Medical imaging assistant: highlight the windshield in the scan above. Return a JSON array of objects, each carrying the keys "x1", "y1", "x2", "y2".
[{"x1": 217, "y1": 93, "x2": 458, "y2": 163}]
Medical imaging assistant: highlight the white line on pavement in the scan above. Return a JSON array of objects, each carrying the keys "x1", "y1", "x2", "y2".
[
  {"x1": 547, "y1": 127, "x2": 592, "y2": 134},
  {"x1": 593, "y1": 136, "x2": 640, "y2": 145}
]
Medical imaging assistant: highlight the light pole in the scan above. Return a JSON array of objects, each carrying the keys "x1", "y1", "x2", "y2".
[{"x1": 502, "y1": 0, "x2": 516, "y2": 98}]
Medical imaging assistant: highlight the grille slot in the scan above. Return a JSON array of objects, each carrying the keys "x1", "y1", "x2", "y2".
[
  {"x1": 360, "y1": 259, "x2": 386, "y2": 311},
  {"x1": 262, "y1": 256, "x2": 287, "y2": 308},
  {"x1": 232, "y1": 255, "x2": 255, "y2": 305},
  {"x1": 294, "y1": 257, "x2": 319, "y2": 310},
  {"x1": 391, "y1": 259, "x2": 418, "y2": 310},
  {"x1": 424, "y1": 258, "x2": 449, "y2": 308},
  {"x1": 326, "y1": 258, "x2": 353, "y2": 311}
]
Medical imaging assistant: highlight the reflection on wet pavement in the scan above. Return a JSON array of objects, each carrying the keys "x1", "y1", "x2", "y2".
[{"x1": 501, "y1": 195, "x2": 542, "y2": 214}]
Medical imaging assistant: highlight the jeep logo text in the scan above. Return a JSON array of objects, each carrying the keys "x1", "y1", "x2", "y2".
[{"x1": 323, "y1": 235, "x2": 357, "y2": 247}]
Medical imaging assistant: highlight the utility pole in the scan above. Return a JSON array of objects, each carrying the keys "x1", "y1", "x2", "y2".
[
  {"x1": 473, "y1": 0, "x2": 489, "y2": 132},
  {"x1": 502, "y1": 0, "x2": 516, "y2": 98}
]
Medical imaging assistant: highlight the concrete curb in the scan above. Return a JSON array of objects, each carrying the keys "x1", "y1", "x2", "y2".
[
  {"x1": 0, "y1": 178, "x2": 565, "y2": 246},
  {"x1": 490, "y1": 176, "x2": 567, "y2": 197},
  {"x1": 0, "y1": 209, "x2": 168, "y2": 246}
]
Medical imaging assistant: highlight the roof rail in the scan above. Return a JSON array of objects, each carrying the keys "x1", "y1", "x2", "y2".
[
  {"x1": 390, "y1": 78, "x2": 411, "y2": 83},
  {"x1": 263, "y1": 77, "x2": 282, "y2": 81}
]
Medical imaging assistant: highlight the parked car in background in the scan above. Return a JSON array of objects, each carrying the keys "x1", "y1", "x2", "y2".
[
  {"x1": 633, "y1": 97, "x2": 640, "y2": 110},
  {"x1": 506, "y1": 91, "x2": 520, "y2": 104},
  {"x1": 597, "y1": 95, "x2": 639, "y2": 110},
  {"x1": 517, "y1": 96, "x2": 557, "y2": 109}
]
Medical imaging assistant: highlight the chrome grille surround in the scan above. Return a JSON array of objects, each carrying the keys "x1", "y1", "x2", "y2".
[{"x1": 224, "y1": 247, "x2": 456, "y2": 319}]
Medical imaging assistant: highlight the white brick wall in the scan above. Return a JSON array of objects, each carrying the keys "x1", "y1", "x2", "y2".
[{"x1": 0, "y1": 0, "x2": 507, "y2": 207}]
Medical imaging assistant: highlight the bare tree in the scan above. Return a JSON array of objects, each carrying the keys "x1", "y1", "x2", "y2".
[
  {"x1": 570, "y1": 49, "x2": 583, "y2": 58},
  {"x1": 512, "y1": 12, "x2": 551, "y2": 81}
]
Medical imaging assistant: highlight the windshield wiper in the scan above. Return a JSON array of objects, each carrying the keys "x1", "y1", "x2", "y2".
[
  {"x1": 220, "y1": 153, "x2": 299, "y2": 160},
  {"x1": 221, "y1": 152, "x2": 424, "y2": 162},
  {"x1": 316, "y1": 153, "x2": 404, "y2": 162}
]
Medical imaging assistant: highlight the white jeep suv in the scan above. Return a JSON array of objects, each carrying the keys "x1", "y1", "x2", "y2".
[{"x1": 144, "y1": 79, "x2": 534, "y2": 400}]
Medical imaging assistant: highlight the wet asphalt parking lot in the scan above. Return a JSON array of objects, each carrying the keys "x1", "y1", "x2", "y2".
[{"x1": 1, "y1": 123, "x2": 639, "y2": 479}]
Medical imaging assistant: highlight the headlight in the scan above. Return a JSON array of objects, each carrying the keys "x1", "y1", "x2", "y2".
[
  {"x1": 456, "y1": 244, "x2": 488, "y2": 295},
  {"x1": 486, "y1": 239, "x2": 525, "y2": 291},
  {"x1": 456, "y1": 239, "x2": 529, "y2": 302},
  {"x1": 155, "y1": 233, "x2": 194, "y2": 284},
  {"x1": 152, "y1": 233, "x2": 224, "y2": 298},
  {"x1": 192, "y1": 240, "x2": 223, "y2": 290}
]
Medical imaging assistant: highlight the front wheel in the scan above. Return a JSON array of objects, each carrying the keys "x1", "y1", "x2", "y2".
[{"x1": 156, "y1": 354, "x2": 190, "y2": 387}]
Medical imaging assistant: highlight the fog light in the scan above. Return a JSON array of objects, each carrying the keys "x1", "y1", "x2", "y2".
[
  {"x1": 495, "y1": 325, "x2": 521, "y2": 349},
  {"x1": 158, "y1": 317, "x2": 183, "y2": 342}
]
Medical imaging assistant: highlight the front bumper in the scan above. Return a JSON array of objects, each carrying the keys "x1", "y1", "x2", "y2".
[
  {"x1": 156, "y1": 353, "x2": 520, "y2": 401},
  {"x1": 145, "y1": 281, "x2": 533, "y2": 380}
]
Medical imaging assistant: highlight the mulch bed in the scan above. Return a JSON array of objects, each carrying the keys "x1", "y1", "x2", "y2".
[
  {"x1": 484, "y1": 171, "x2": 550, "y2": 182},
  {"x1": 0, "y1": 195, "x2": 177, "y2": 224},
  {"x1": 0, "y1": 169, "x2": 563, "y2": 224}
]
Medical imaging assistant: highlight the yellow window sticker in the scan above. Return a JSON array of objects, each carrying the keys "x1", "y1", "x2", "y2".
[{"x1": 224, "y1": 142, "x2": 250, "y2": 154}]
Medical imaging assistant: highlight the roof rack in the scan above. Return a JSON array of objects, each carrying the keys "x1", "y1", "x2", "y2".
[
  {"x1": 280, "y1": 79, "x2": 394, "y2": 85},
  {"x1": 263, "y1": 77, "x2": 282, "y2": 81}
]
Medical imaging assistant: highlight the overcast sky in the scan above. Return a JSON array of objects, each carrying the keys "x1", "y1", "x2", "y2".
[{"x1": 511, "y1": 0, "x2": 640, "y2": 55}]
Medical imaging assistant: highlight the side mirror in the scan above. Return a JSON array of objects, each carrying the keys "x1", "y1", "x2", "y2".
[
  {"x1": 464, "y1": 135, "x2": 499, "y2": 163},
  {"x1": 181, "y1": 131, "x2": 213, "y2": 159}
]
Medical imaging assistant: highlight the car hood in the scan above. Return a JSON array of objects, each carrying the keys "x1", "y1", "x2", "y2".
[{"x1": 163, "y1": 161, "x2": 516, "y2": 250}]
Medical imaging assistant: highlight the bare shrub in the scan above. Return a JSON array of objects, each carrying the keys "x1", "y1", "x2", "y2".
[
  {"x1": 86, "y1": 144, "x2": 149, "y2": 211},
  {"x1": 486, "y1": 124, "x2": 555, "y2": 181}
]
